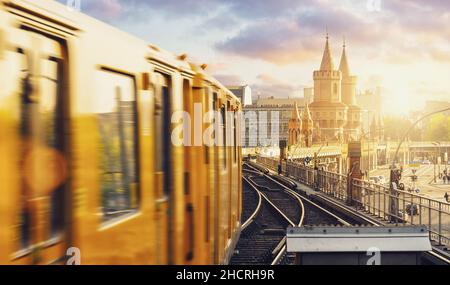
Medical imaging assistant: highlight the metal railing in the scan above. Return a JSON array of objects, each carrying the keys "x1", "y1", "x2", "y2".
[
  {"x1": 255, "y1": 156, "x2": 450, "y2": 246},
  {"x1": 352, "y1": 179, "x2": 450, "y2": 246}
]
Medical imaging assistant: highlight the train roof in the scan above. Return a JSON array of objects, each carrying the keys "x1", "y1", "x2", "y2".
[{"x1": 1, "y1": 0, "x2": 240, "y2": 104}]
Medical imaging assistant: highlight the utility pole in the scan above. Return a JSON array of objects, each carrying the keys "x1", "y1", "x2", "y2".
[
  {"x1": 434, "y1": 143, "x2": 437, "y2": 183},
  {"x1": 368, "y1": 128, "x2": 370, "y2": 179},
  {"x1": 279, "y1": 140, "x2": 287, "y2": 175}
]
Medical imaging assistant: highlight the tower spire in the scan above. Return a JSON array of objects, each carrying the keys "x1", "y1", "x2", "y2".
[
  {"x1": 320, "y1": 30, "x2": 334, "y2": 71},
  {"x1": 339, "y1": 37, "x2": 350, "y2": 77}
]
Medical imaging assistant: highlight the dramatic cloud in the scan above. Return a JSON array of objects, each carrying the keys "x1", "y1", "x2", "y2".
[
  {"x1": 216, "y1": 20, "x2": 319, "y2": 65},
  {"x1": 55, "y1": 0, "x2": 450, "y2": 113},
  {"x1": 251, "y1": 74, "x2": 304, "y2": 98},
  {"x1": 215, "y1": 0, "x2": 449, "y2": 65},
  {"x1": 213, "y1": 74, "x2": 244, "y2": 86}
]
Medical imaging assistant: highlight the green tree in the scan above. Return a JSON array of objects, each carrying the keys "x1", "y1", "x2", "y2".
[
  {"x1": 384, "y1": 116, "x2": 422, "y2": 141},
  {"x1": 424, "y1": 113, "x2": 450, "y2": 141}
]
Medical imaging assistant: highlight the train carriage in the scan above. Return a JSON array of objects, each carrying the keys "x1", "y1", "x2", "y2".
[{"x1": 0, "y1": 0, "x2": 242, "y2": 265}]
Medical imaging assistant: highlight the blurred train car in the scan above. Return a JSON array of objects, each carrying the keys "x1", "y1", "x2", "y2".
[{"x1": 0, "y1": 0, "x2": 242, "y2": 264}]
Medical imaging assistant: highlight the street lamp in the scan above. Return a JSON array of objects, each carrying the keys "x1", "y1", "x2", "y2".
[
  {"x1": 362, "y1": 110, "x2": 372, "y2": 179},
  {"x1": 432, "y1": 142, "x2": 441, "y2": 183}
]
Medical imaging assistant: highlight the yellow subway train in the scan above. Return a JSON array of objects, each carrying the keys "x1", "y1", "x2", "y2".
[{"x1": 0, "y1": 0, "x2": 242, "y2": 265}]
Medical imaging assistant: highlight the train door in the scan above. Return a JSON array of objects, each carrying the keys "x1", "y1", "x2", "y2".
[
  {"x1": 153, "y1": 72, "x2": 172, "y2": 264},
  {"x1": 190, "y1": 80, "x2": 211, "y2": 264},
  {"x1": 211, "y1": 90, "x2": 221, "y2": 263},
  {"x1": 201, "y1": 86, "x2": 211, "y2": 264},
  {"x1": 182, "y1": 79, "x2": 194, "y2": 264},
  {"x1": 4, "y1": 28, "x2": 69, "y2": 264}
]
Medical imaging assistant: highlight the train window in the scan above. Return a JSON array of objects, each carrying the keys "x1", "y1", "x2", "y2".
[
  {"x1": 204, "y1": 89, "x2": 215, "y2": 165},
  {"x1": 95, "y1": 69, "x2": 139, "y2": 222},
  {"x1": 212, "y1": 92, "x2": 217, "y2": 110}
]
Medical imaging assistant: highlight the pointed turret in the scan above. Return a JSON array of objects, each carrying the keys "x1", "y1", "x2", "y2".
[
  {"x1": 288, "y1": 102, "x2": 302, "y2": 147},
  {"x1": 302, "y1": 104, "x2": 314, "y2": 148},
  {"x1": 303, "y1": 103, "x2": 313, "y2": 122},
  {"x1": 292, "y1": 102, "x2": 301, "y2": 120},
  {"x1": 339, "y1": 39, "x2": 350, "y2": 77},
  {"x1": 320, "y1": 34, "x2": 335, "y2": 71}
]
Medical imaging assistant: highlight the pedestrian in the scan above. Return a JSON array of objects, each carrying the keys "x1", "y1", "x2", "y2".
[
  {"x1": 445, "y1": 193, "x2": 450, "y2": 203},
  {"x1": 447, "y1": 174, "x2": 450, "y2": 185},
  {"x1": 444, "y1": 175, "x2": 448, "y2": 185}
]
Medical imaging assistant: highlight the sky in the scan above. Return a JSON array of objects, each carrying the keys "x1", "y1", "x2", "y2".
[{"x1": 58, "y1": 0, "x2": 450, "y2": 115}]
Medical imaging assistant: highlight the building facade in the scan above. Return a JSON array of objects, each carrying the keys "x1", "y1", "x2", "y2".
[{"x1": 242, "y1": 97, "x2": 306, "y2": 147}]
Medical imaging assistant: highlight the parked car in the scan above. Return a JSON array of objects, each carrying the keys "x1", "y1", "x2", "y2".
[{"x1": 422, "y1": 160, "x2": 432, "y2": 165}]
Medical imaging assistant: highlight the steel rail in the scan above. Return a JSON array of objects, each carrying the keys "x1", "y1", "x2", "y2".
[
  {"x1": 247, "y1": 176, "x2": 298, "y2": 227},
  {"x1": 241, "y1": 177, "x2": 263, "y2": 231},
  {"x1": 261, "y1": 172, "x2": 352, "y2": 226},
  {"x1": 427, "y1": 248, "x2": 450, "y2": 264},
  {"x1": 246, "y1": 162, "x2": 349, "y2": 265},
  {"x1": 244, "y1": 165, "x2": 306, "y2": 265}
]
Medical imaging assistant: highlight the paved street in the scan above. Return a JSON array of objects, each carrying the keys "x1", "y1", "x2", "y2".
[{"x1": 370, "y1": 164, "x2": 450, "y2": 202}]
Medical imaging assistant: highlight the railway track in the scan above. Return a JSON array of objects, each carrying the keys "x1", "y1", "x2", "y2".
[
  {"x1": 231, "y1": 163, "x2": 354, "y2": 265},
  {"x1": 229, "y1": 173, "x2": 300, "y2": 265}
]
